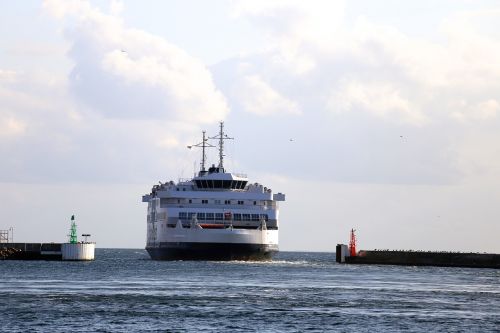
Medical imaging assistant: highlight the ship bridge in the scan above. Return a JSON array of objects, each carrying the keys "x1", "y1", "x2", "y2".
[{"x1": 193, "y1": 164, "x2": 248, "y2": 190}]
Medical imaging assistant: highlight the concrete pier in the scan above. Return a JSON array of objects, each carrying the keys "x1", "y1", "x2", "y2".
[
  {"x1": 336, "y1": 244, "x2": 500, "y2": 269},
  {"x1": 0, "y1": 243, "x2": 62, "y2": 260},
  {"x1": 0, "y1": 242, "x2": 95, "y2": 261}
]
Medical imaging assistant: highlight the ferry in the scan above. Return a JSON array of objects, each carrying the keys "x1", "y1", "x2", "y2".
[{"x1": 142, "y1": 122, "x2": 285, "y2": 260}]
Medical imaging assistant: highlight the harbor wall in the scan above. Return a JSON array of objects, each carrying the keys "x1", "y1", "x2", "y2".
[
  {"x1": 337, "y1": 248, "x2": 500, "y2": 269},
  {"x1": 0, "y1": 243, "x2": 62, "y2": 260},
  {"x1": 1, "y1": 242, "x2": 96, "y2": 261}
]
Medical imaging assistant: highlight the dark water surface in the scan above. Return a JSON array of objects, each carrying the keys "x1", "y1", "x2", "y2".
[{"x1": 1, "y1": 249, "x2": 499, "y2": 332}]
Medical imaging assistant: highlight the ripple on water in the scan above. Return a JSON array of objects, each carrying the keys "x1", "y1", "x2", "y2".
[{"x1": 1, "y1": 249, "x2": 499, "y2": 332}]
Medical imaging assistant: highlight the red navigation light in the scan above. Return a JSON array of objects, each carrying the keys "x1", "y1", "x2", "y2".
[{"x1": 349, "y1": 229, "x2": 357, "y2": 257}]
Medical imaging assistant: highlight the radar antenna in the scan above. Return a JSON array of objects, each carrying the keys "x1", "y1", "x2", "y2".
[
  {"x1": 187, "y1": 131, "x2": 215, "y2": 175},
  {"x1": 209, "y1": 121, "x2": 233, "y2": 170}
]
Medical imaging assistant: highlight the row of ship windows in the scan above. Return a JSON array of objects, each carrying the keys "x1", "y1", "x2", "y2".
[
  {"x1": 178, "y1": 199, "x2": 259, "y2": 205},
  {"x1": 178, "y1": 212, "x2": 269, "y2": 221},
  {"x1": 194, "y1": 180, "x2": 248, "y2": 190}
]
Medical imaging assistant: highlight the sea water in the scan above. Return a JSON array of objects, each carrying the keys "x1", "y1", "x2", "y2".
[{"x1": 1, "y1": 249, "x2": 499, "y2": 332}]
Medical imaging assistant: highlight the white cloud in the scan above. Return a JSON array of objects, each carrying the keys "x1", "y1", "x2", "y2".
[
  {"x1": 212, "y1": 1, "x2": 500, "y2": 186},
  {"x1": 238, "y1": 75, "x2": 300, "y2": 116},
  {"x1": 329, "y1": 81, "x2": 427, "y2": 125},
  {"x1": 232, "y1": 0, "x2": 345, "y2": 75},
  {"x1": 157, "y1": 136, "x2": 179, "y2": 149},
  {"x1": 451, "y1": 99, "x2": 499, "y2": 122},
  {"x1": 43, "y1": 0, "x2": 229, "y2": 123},
  {"x1": 109, "y1": 0, "x2": 124, "y2": 17},
  {"x1": 0, "y1": 1, "x2": 232, "y2": 184},
  {"x1": 0, "y1": 117, "x2": 26, "y2": 138},
  {"x1": 0, "y1": 69, "x2": 17, "y2": 82},
  {"x1": 232, "y1": 0, "x2": 345, "y2": 43},
  {"x1": 476, "y1": 99, "x2": 500, "y2": 119}
]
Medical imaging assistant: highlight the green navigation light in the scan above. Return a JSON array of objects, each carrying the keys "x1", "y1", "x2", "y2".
[{"x1": 69, "y1": 215, "x2": 77, "y2": 244}]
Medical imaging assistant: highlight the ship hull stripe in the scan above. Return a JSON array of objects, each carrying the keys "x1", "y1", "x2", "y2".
[{"x1": 146, "y1": 242, "x2": 278, "y2": 260}]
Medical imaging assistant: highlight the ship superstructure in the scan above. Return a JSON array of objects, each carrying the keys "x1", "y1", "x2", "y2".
[{"x1": 142, "y1": 122, "x2": 285, "y2": 260}]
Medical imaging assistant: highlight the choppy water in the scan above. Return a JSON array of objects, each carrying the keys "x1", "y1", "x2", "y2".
[{"x1": 1, "y1": 249, "x2": 499, "y2": 332}]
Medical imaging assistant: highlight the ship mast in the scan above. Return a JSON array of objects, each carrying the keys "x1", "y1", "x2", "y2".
[
  {"x1": 210, "y1": 121, "x2": 233, "y2": 170},
  {"x1": 187, "y1": 130, "x2": 215, "y2": 175}
]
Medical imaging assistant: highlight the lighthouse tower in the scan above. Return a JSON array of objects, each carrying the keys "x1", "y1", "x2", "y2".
[{"x1": 61, "y1": 215, "x2": 95, "y2": 261}]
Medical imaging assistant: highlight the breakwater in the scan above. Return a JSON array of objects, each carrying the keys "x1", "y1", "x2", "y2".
[
  {"x1": 0, "y1": 243, "x2": 62, "y2": 260},
  {"x1": 336, "y1": 245, "x2": 500, "y2": 269}
]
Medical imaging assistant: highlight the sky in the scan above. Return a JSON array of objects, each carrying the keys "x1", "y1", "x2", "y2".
[{"x1": 1, "y1": 0, "x2": 499, "y2": 252}]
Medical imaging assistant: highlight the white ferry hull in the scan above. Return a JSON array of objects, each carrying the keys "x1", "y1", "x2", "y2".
[{"x1": 147, "y1": 228, "x2": 278, "y2": 260}]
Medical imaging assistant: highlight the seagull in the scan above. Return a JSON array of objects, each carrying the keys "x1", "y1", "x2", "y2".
[
  {"x1": 289, "y1": 138, "x2": 294, "y2": 142},
  {"x1": 187, "y1": 145, "x2": 192, "y2": 149},
  {"x1": 121, "y1": 49, "x2": 127, "y2": 53}
]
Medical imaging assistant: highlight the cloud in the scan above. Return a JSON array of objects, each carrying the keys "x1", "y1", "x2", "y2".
[
  {"x1": 329, "y1": 81, "x2": 427, "y2": 125},
  {"x1": 44, "y1": 0, "x2": 228, "y2": 123},
  {"x1": 0, "y1": 69, "x2": 17, "y2": 82},
  {"x1": 0, "y1": 117, "x2": 26, "y2": 138},
  {"x1": 210, "y1": 1, "x2": 500, "y2": 185},
  {"x1": 451, "y1": 99, "x2": 499, "y2": 122},
  {"x1": 0, "y1": 1, "x2": 232, "y2": 184},
  {"x1": 237, "y1": 75, "x2": 300, "y2": 116}
]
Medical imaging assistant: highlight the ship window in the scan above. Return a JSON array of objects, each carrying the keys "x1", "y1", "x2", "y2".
[
  {"x1": 179, "y1": 212, "x2": 187, "y2": 219},
  {"x1": 176, "y1": 188, "x2": 179, "y2": 191},
  {"x1": 202, "y1": 180, "x2": 208, "y2": 188},
  {"x1": 260, "y1": 214, "x2": 269, "y2": 221},
  {"x1": 188, "y1": 212, "x2": 195, "y2": 219},
  {"x1": 223, "y1": 180, "x2": 231, "y2": 189},
  {"x1": 214, "y1": 180, "x2": 223, "y2": 188},
  {"x1": 206, "y1": 213, "x2": 214, "y2": 220},
  {"x1": 177, "y1": 199, "x2": 180, "y2": 204},
  {"x1": 251, "y1": 214, "x2": 260, "y2": 221},
  {"x1": 215, "y1": 200, "x2": 221, "y2": 204},
  {"x1": 189, "y1": 199, "x2": 192, "y2": 204},
  {"x1": 233, "y1": 213, "x2": 242, "y2": 221},
  {"x1": 202, "y1": 199, "x2": 208, "y2": 204},
  {"x1": 195, "y1": 180, "x2": 202, "y2": 188},
  {"x1": 242, "y1": 214, "x2": 250, "y2": 221},
  {"x1": 215, "y1": 213, "x2": 223, "y2": 220},
  {"x1": 253, "y1": 201, "x2": 257, "y2": 205},
  {"x1": 198, "y1": 213, "x2": 205, "y2": 220},
  {"x1": 183, "y1": 188, "x2": 186, "y2": 191},
  {"x1": 237, "y1": 200, "x2": 244, "y2": 205},
  {"x1": 224, "y1": 200, "x2": 231, "y2": 204}
]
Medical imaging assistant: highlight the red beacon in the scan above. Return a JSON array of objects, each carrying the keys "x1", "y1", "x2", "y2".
[{"x1": 349, "y1": 229, "x2": 357, "y2": 257}]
